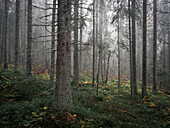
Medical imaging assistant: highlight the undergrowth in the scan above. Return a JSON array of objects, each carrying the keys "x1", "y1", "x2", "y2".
[{"x1": 0, "y1": 66, "x2": 169, "y2": 128}]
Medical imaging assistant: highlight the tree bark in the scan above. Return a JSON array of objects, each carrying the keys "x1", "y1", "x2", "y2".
[
  {"x1": 79, "y1": 0, "x2": 83, "y2": 72},
  {"x1": 14, "y1": 0, "x2": 20, "y2": 71},
  {"x1": 142, "y1": 0, "x2": 147, "y2": 98},
  {"x1": 49, "y1": 0, "x2": 56, "y2": 89},
  {"x1": 26, "y1": 0, "x2": 32, "y2": 77},
  {"x1": 132, "y1": 0, "x2": 137, "y2": 94},
  {"x1": 153, "y1": 0, "x2": 157, "y2": 93},
  {"x1": 92, "y1": 0, "x2": 95, "y2": 87},
  {"x1": 0, "y1": 0, "x2": 3, "y2": 64},
  {"x1": 128, "y1": 0, "x2": 133, "y2": 99},
  {"x1": 117, "y1": 0, "x2": 120, "y2": 90},
  {"x1": 105, "y1": 51, "x2": 111, "y2": 84},
  {"x1": 51, "y1": 0, "x2": 73, "y2": 111},
  {"x1": 95, "y1": 0, "x2": 99, "y2": 78},
  {"x1": 73, "y1": 0, "x2": 79, "y2": 93},
  {"x1": 4, "y1": 0, "x2": 8, "y2": 69}
]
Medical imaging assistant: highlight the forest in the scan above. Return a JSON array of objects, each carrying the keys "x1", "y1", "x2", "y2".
[{"x1": 0, "y1": 0, "x2": 170, "y2": 127}]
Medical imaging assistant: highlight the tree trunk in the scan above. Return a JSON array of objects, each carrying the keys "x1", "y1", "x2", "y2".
[
  {"x1": 0, "y1": 1, "x2": 2, "y2": 64},
  {"x1": 26, "y1": 0, "x2": 32, "y2": 77},
  {"x1": 4, "y1": 0, "x2": 8, "y2": 69},
  {"x1": 96, "y1": 45, "x2": 101, "y2": 96},
  {"x1": 73, "y1": 0, "x2": 79, "y2": 93},
  {"x1": 117, "y1": 0, "x2": 120, "y2": 90},
  {"x1": 92, "y1": 0, "x2": 95, "y2": 87},
  {"x1": 128, "y1": 0, "x2": 133, "y2": 99},
  {"x1": 105, "y1": 51, "x2": 111, "y2": 84},
  {"x1": 168, "y1": 26, "x2": 170, "y2": 87},
  {"x1": 95, "y1": 0, "x2": 99, "y2": 77},
  {"x1": 153, "y1": 0, "x2": 157, "y2": 93},
  {"x1": 132, "y1": 0, "x2": 137, "y2": 94},
  {"x1": 142, "y1": 0, "x2": 147, "y2": 98},
  {"x1": 79, "y1": 0, "x2": 83, "y2": 72},
  {"x1": 51, "y1": 0, "x2": 73, "y2": 111},
  {"x1": 14, "y1": 0, "x2": 20, "y2": 71},
  {"x1": 49, "y1": 0, "x2": 56, "y2": 89}
]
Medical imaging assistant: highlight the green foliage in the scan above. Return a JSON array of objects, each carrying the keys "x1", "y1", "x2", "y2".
[{"x1": 0, "y1": 67, "x2": 169, "y2": 128}]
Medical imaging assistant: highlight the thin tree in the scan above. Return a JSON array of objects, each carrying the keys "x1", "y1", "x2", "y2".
[
  {"x1": 153, "y1": 0, "x2": 157, "y2": 93},
  {"x1": 79, "y1": 0, "x2": 83, "y2": 71},
  {"x1": 105, "y1": 51, "x2": 111, "y2": 84},
  {"x1": 142, "y1": 0, "x2": 147, "y2": 98},
  {"x1": 92, "y1": 0, "x2": 96, "y2": 87},
  {"x1": 117, "y1": 0, "x2": 120, "y2": 90},
  {"x1": 26, "y1": 0, "x2": 32, "y2": 77},
  {"x1": 95, "y1": 0, "x2": 99, "y2": 77},
  {"x1": 49, "y1": 0, "x2": 56, "y2": 88},
  {"x1": 14, "y1": 0, "x2": 20, "y2": 71},
  {"x1": 128, "y1": 0, "x2": 133, "y2": 99},
  {"x1": 132, "y1": 0, "x2": 137, "y2": 94},
  {"x1": 4, "y1": 0, "x2": 8, "y2": 69},
  {"x1": 73, "y1": 0, "x2": 79, "y2": 92},
  {"x1": 0, "y1": 0, "x2": 3, "y2": 64},
  {"x1": 51, "y1": 0, "x2": 73, "y2": 111}
]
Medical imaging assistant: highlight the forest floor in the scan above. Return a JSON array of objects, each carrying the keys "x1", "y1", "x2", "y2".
[{"x1": 0, "y1": 65, "x2": 170, "y2": 128}]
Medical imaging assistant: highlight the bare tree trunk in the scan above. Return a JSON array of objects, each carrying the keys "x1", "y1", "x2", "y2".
[
  {"x1": 95, "y1": 0, "x2": 99, "y2": 77},
  {"x1": 23, "y1": 0, "x2": 27, "y2": 68},
  {"x1": 105, "y1": 51, "x2": 111, "y2": 84},
  {"x1": 96, "y1": 46, "x2": 101, "y2": 96},
  {"x1": 104, "y1": 49, "x2": 106, "y2": 81},
  {"x1": 51, "y1": 0, "x2": 73, "y2": 111},
  {"x1": 153, "y1": 0, "x2": 157, "y2": 93},
  {"x1": 161, "y1": 35, "x2": 166, "y2": 89},
  {"x1": 0, "y1": 1, "x2": 2, "y2": 64},
  {"x1": 26, "y1": 0, "x2": 32, "y2": 77},
  {"x1": 128, "y1": 0, "x2": 133, "y2": 99},
  {"x1": 44, "y1": 0, "x2": 48, "y2": 67},
  {"x1": 14, "y1": 0, "x2": 20, "y2": 71},
  {"x1": 73, "y1": 0, "x2": 79, "y2": 93},
  {"x1": 79, "y1": 0, "x2": 83, "y2": 72},
  {"x1": 4, "y1": 0, "x2": 8, "y2": 69},
  {"x1": 132, "y1": 0, "x2": 137, "y2": 94},
  {"x1": 101, "y1": 52, "x2": 104, "y2": 82},
  {"x1": 142, "y1": 0, "x2": 147, "y2": 98},
  {"x1": 117, "y1": 0, "x2": 120, "y2": 90},
  {"x1": 168, "y1": 26, "x2": 170, "y2": 86},
  {"x1": 92, "y1": 0, "x2": 95, "y2": 87},
  {"x1": 49, "y1": 0, "x2": 56, "y2": 89},
  {"x1": 99, "y1": 0, "x2": 103, "y2": 83}
]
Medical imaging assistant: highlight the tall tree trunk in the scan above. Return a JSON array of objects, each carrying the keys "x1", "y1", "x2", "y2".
[
  {"x1": 73, "y1": 0, "x2": 79, "y2": 93},
  {"x1": 168, "y1": 26, "x2": 170, "y2": 86},
  {"x1": 51, "y1": 0, "x2": 73, "y2": 111},
  {"x1": 96, "y1": 45, "x2": 101, "y2": 96},
  {"x1": 0, "y1": 1, "x2": 2, "y2": 64},
  {"x1": 142, "y1": 0, "x2": 147, "y2": 98},
  {"x1": 26, "y1": 0, "x2": 32, "y2": 77},
  {"x1": 44, "y1": 0, "x2": 48, "y2": 67},
  {"x1": 4, "y1": 0, "x2": 8, "y2": 69},
  {"x1": 23, "y1": 0, "x2": 27, "y2": 68},
  {"x1": 92, "y1": 0, "x2": 95, "y2": 87},
  {"x1": 132, "y1": 0, "x2": 137, "y2": 94},
  {"x1": 105, "y1": 51, "x2": 111, "y2": 84},
  {"x1": 128, "y1": 0, "x2": 133, "y2": 98},
  {"x1": 95, "y1": 0, "x2": 99, "y2": 77},
  {"x1": 49, "y1": 0, "x2": 56, "y2": 89},
  {"x1": 153, "y1": 0, "x2": 157, "y2": 93},
  {"x1": 161, "y1": 35, "x2": 166, "y2": 89},
  {"x1": 79, "y1": 0, "x2": 83, "y2": 72},
  {"x1": 14, "y1": 0, "x2": 20, "y2": 71},
  {"x1": 117, "y1": 0, "x2": 120, "y2": 90},
  {"x1": 99, "y1": 0, "x2": 103, "y2": 83}
]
